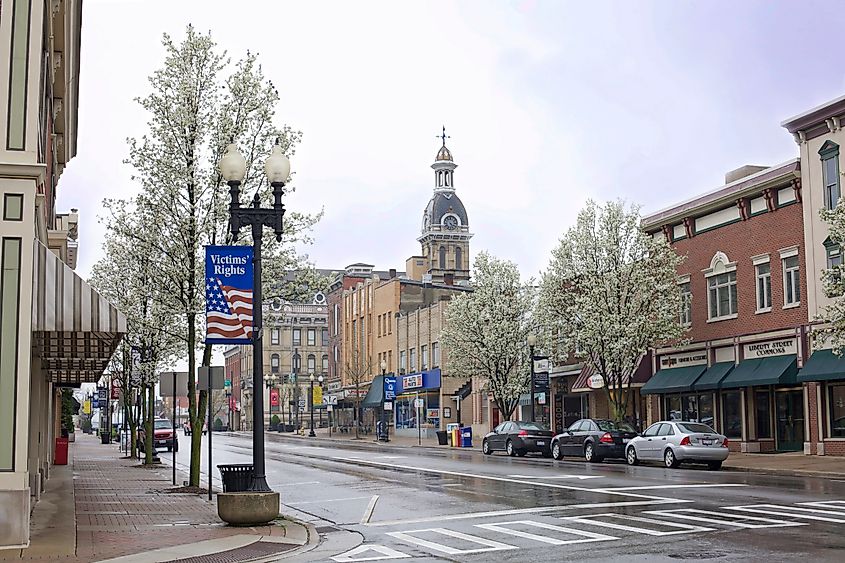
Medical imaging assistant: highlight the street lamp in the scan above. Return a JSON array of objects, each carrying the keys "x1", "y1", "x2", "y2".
[
  {"x1": 219, "y1": 141, "x2": 291, "y2": 493},
  {"x1": 308, "y1": 373, "x2": 318, "y2": 437},
  {"x1": 527, "y1": 334, "x2": 537, "y2": 423},
  {"x1": 380, "y1": 360, "x2": 388, "y2": 442},
  {"x1": 263, "y1": 373, "x2": 278, "y2": 429}
]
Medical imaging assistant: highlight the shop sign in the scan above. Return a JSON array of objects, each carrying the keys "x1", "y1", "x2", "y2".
[
  {"x1": 327, "y1": 381, "x2": 342, "y2": 391},
  {"x1": 587, "y1": 374, "x2": 605, "y2": 389},
  {"x1": 403, "y1": 374, "x2": 423, "y2": 390},
  {"x1": 537, "y1": 392, "x2": 547, "y2": 405},
  {"x1": 744, "y1": 339, "x2": 796, "y2": 359},
  {"x1": 426, "y1": 408, "x2": 440, "y2": 419},
  {"x1": 384, "y1": 401, "x2": 393, "y2": 411},
  {"x1": 659, "y1": 350, "x2": 707, "y2": 369}
]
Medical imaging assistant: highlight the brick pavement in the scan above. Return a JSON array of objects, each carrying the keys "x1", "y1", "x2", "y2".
[{"x1": 0, "y1": 434, "x2": 309, "y2": 563}]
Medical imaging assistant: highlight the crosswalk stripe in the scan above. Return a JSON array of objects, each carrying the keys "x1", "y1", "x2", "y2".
[
  {"x1": 644, "y1": 508, "x2": 806, "y2": 529},
  {"x1": 560, "y1": 513, "x2": 714, "y2": 536},
  {"x1": 476, "y1": 520, "x2": 617, "y2": 545},
  {"x1": 387, "y1": 528, "x2": 518, "y2": 555},
  {"x1": 797, "y1": 501, "x2": 845, "y2": 511},
  {"x1": 724, "y1": 505, "x2": 845, "y2": 523}
]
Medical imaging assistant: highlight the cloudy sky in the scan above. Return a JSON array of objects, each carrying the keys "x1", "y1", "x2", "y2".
[{"x1": 58, "y1": 0, "x2": 845, "y2": 282}]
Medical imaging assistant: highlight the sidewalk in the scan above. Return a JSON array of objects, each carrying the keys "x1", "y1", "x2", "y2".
[{"x1": 0, "y1": 434, "x2": 316, "y2": 563}]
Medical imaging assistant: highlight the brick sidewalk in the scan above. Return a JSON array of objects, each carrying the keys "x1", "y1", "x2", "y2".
[{"x1": 0, "y1": 434, "x2": 310, "y2": 563}]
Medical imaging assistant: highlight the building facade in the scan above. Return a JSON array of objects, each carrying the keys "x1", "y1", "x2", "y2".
[
  {"x1": 223, "y1": 347, "x2": 242, "y2": 430},
  {"x1": 0, "y1": 0, "x2": 126, "y2": 547}
]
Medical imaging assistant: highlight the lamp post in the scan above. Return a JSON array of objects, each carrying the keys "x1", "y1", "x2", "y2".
[
  {"x1": 219, "y1": 142, "x2": 291, "y2": 493},
  {"x1": 527, "y1": 334, "x2": 537, "y2": 423},
  {"x1": 380, "y1": 360, "x2": 388, "y2": 442},
  {"x1": 224, "y1": 381, "x2": 232, "y2": 431},
  {"x1": 308, "y1": 373, "x2": 317, "y2": 437},
  {"x1": 263, "y1": 373, "x2": 278, "y2": 429}
]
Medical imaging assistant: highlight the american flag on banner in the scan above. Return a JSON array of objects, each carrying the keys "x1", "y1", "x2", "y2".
[
  {"x1": 205, "y1": 245, "x2": 254, "y2": 344},
  {"x1": 206, "y1": 278, "x2": 253, "y2": 341}
]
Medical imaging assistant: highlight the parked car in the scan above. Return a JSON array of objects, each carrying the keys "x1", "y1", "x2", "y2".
[
  {"x1": 626, "y1": 421, "x2": 729, "y2": 470},
  {"x1": 183, "y1": 421, "x2": 207, "y2": 436},
  {"x1": 138, "y1": 418, "x2": 178, "y2": 452},
  {"x1": 551, "y1": 419, "x2": 639, "y2": 462},
  {"x1": 482, "y1": 421, "x2": 553, "y2": 457}
]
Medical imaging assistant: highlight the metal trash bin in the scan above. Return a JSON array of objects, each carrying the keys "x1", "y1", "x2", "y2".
[
  {"x1": 100, "y1": 431, "x2": 110, "y2": 445},
  {"x1": 217, "y1": 464, "x2": 255, "y2": 492},
  {"x1": 436, "y1": 430, "x2": 448, "y2": 445}
]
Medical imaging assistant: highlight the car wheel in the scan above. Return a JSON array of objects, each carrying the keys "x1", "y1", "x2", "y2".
[
  {"x1": 506, "y1": 440, "x2": 516, "y2": 457},
  {"x1": 552, "y1": 442, "x2": 563, "y2": 460},
  {"x1": 626, "y1": 446, "x2": 639, "y2": 466},
  {"x1": 664, "y1": 448, "x2": 680, "y2": 468},
  {"x1": 585, "y1": 443, "x2": 603, "y2": 463},
  {"x1": 483, "y1": 439, "x2": 492, "y2": 455},
  {"x1": 707, "y1": 461, "x2": 722, "y2": 471}
]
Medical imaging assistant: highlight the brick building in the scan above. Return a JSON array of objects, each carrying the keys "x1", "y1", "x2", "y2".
[
  {"x1": 643, "y1": 160, "x2": 808, "y2": 453},
  {"x1": 223, "y1": 347, "x2": 241, "y2": 430}
]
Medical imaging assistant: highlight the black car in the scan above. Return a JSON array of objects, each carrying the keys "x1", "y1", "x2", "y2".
[
  {"x1": 482, "y1": 421, "x2": 554, "y2": 457},
  {"x1": 551, "y1": 419, "x2": 638, "y2": 462}
]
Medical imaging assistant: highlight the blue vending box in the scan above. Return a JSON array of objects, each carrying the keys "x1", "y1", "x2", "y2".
[{"x1": 460, "y1": 427, "x2": 473, "y2": 448}]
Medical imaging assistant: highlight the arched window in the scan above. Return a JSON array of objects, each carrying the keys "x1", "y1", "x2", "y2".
[
  {"x1": 307, "y1": 354, "x2": 316, "y2": 372},
  {"x1": 293, "y1": 354, "x2": 301, "y2": 372},
  {"x1": 322, "y1": 355, "x2": 329, "y2": 373},
  {"x1": 445, "y1": 171, "x2": 451, "y2": 187},
  {"x1": 270, "y1": 354, "x2": 280, "y2": 373},
  {"x1": 455, "y1": 246, "x2": 462, "y2": 270},
  {"x1": 439, "y1": 246, "x2": 447, "y2": 270}
]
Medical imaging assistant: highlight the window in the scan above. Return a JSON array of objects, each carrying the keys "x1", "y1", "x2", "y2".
[
  {"x1": 378, "y1": 315, "x2": 382, "y2": 337},
  {"x1": 399, "y1": 351, "x2": 407, "y2": 373},
  {"x1": 455, "y1": 246, "x2": 462, "y2": 270},
  {"x1": 665, "y1": 396, "x2": 682, "y2": 421},
  {"x1": 292, "y1": 328, "x2": 301, "y2": 346},
  {"x1": 307, "y1": 354, "x2": 316, "y2": 372},
  {"x1": 698, "y1": 393, "x2": 714, "y2": 427},
  {"x1": 321, "y1": 328, "x2": 329, "y2": 346},
  {"x1": 568, "y1": 420, "x2": 583, "y2": 432},
  {"x1": 410, "y1": 348, "x2": 417, "y2": 372},
  {"x1": 432, "y1": 342, "x2": 441, "y2": 367},
  {"x1": 271, "y1": 328, "x2": 280, "y2": 345},
  {"x1": 642, "y1": 423, "x2": 661, "y2": 437},
  {"x1": 3, "y1": 194, "x2": 23, "y2": 221},
  {"x1": 307, "y1": 328, "x2": 316, "y2": 346},
  {"x1": 421, "y1": 345, "x2": 428, "y2": 369},
  {"x1": 755, "y1": 262, "x2": 771, "y2": 311},
  {"x1": 755, "y1": 390, "x2": 772, "y2": 439},
  {"x1": 707, "y1": 271, "x2": 737, "y2": 319},
  {"x1": 825, "y1": 238, "x2": 843, "y2": 270},
  {"x1": 293, "y1": 353, "x2": 301, "y2": 372},
  {"x1": 722, "y1": 391, "x2": 742, "y2": 439},
  {"x1": 0, "y1": 238, "x2": 22, "y2": 469},
  {"x1": 333, "y1": 304, "x2": 339, "y2": 336},
  {"x1": 783, "y1": 255, "x2": 800, "y2": 306},
  {"x1": 388, "y1": 350, "x2": 393, "y2": 371},
  {"x1": 821, "y1": 141, "x2": 841, "y2": 210},
  {"x1": 829, "y1": 384, "x2": 845, "y2": 438},
  {"x1": 388, "y1": 312, "x2": 392, "y2": 334},
  {"x1": 679, "y1": 282, "x2": 692, "y2": 325},
  {"x1": 270, "y1": 354, "x2": 280, "y2": 373},
  {"x1": 322, "y1": 355, "x2": 329, "y2": 373},
  {"x1": 657, "y1": 423, "x2": 675, "y2": 436},
  {"x1": 439, "y1": 246, "x2": 447, "y2": 270}
]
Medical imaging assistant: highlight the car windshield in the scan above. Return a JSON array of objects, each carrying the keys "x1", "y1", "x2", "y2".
[
  {"x1": 677, "y1": 422, "x2": 716, "y2": 434},
  {"x1": 516, "y1": 422, "x2": 549, "y2": 431},
  {"x1": 595, "y1": 420, "x2": 636, "y2": 432},
  {"x1": 154, "y1": 420, "x2": 172, "y2": 430}
]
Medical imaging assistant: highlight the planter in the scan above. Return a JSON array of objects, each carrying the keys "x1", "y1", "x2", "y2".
[{"x1": 217, "y1": 492, "x2": 279, "y2": 526}]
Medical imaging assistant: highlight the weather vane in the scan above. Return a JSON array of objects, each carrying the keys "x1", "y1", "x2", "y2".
[{"x1": 437, "y1": 125, "x2": 450, "y2": 146}]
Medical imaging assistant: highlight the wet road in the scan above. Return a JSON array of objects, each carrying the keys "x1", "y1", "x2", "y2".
[{"x1": 163, "y1": 432, "x2": 845, "y2": 562}]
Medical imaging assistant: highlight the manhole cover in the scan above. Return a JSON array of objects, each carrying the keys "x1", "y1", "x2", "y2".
[{"x1": 166, "y1": 541, "x2": 297, "y2": 563}]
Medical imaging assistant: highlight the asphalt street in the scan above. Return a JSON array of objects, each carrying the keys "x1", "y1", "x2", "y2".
[{"x1": 161, "y1": 432, "x2": 845, "y2": 562}]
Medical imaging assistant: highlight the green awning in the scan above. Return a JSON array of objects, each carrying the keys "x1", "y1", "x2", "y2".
[
  {"x1": 694, "y1": 362, "x2": 735, "y2": 391},
  {"x1": 798, "y1": 349, "x2": 845, "y2": 382},
  {"x1": 361, "y1": 376, "x2": 384, "y2": 408},
  {"x1": 720, "y1": 356, "x2": 798, "y2": 389},
  {"x1": 641, "y1": 365, "x2": 707, "y2": 395}
]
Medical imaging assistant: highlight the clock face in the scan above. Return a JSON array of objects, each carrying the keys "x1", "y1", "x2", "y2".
[{"x1": 444, "y1": 216, "x2": 458, "y2": 230}]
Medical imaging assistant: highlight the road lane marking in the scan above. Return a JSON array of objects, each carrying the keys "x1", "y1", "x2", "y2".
[
  {"x1": 360, "y1": 495, "x2": 380, "y2": 524},
  {"x1": 724, "y1": 504, "x2": 845, "y2": 523},
  {"x1": 561, "y1": 513, "x2": 713, "y2": 536},
  {"x1": 277, "y1": 481, "x2": 320, "y2": 487},
  {"x1": 597, "y1": 484, "x2": 748, "y2": 492},
  {"x1": 387, "y1": 528, "x2": 517, "y2": 555},
  {"x1": 475, "y1": 520, "x2": 617, "y2": 545},
  {"x1": 331, "y1": 544, "x2": 411, "y2": 562},
  {"x1": 287, "y1": 496, "x2": 372, "y2": 505},
  {"x1": 441, "y1": 483, "x2": 463, "y2": 487},
  {"x1": 644, "y1": 508, "x2": 806, "y2": 529},
  {"x1": 508, "y1": 474, "x2": 603, "y2": 480},
  {"x1": 797, "y1": 501, "x2": 845, "y2": 511}
]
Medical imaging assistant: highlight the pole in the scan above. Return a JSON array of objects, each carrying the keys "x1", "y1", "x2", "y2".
[
  {"x1": 251, "y1": 224, "x2": 270, "y2": 492},
  {"x1": 417, "y1": 389, "x2": 421, "y2": 446},
  {"x1": 172, "y1": 372, "x2": 176, "y2": 486},
  {"x1": 380, "y1": 368, "x2": 387, "y2": 443},
  {"x1": 207, "y1": 369, "x2": 213, "y2": 501},
  {"x1": 309, "y1": 379, "x2": 315, "y2": 437},
  {"x1": 529, "y1": 343, "x2": 536, "y2": 423}
]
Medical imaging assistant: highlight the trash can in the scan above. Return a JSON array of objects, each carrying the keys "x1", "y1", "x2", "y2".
[
  {"x1": 54, "y1": 437, "x2": 69, "y2": 465},
  {"x1": 460, "y1": 427, "x2": 473, "y2": 448},
  {"x1": 436, "y1": 430, "x2": 448, "y2": 445},
  {"x1": 100, "y1": 431, "x2": 110, "y2": 445},
  {"x1": 217, "y1": 464, "x2": 255, "y2": 492}
]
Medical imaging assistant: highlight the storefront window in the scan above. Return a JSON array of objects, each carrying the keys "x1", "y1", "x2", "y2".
[
  {"x1": 722, "y1": 391, "x2": 742, "y2": 439},
  {"x1": 829, "y1": 384, "x2": 845, "y2": 438},
  {"x1": 698, "y1": 393, "x2": 714, "y2": 428},
  {"x1": 682, "y1": 395, "x2": 697, "y2": 421},
  {"x1": 665, "y1": 396, "x2": 682, "y2": 421},
  {"x1": 755, "y1": 390, "x2": 772, "y2": 439}
]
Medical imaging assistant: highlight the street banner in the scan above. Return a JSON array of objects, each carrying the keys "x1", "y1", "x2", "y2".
[
  {"x1": 270, "y1": 389, "x2": 280, "y2": 407},
  {"x1": 383, "y1": 376, "x2": 397, "y2": 401},
  {"x1": 204, "y1": 245, "x2": 254, "y2": 345},
  {"x1": 312, "y1": 386, "x2": 323, "y2": 406},
  {"x1": 111, "y1": 379, "x2": 120, "y2": 400},
  {"x1": 83, "y1": 400, "x2": 91, "y2": 414}
]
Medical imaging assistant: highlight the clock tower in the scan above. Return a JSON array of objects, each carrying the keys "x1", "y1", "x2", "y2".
[{"x1": 418, "y1": 130, "x2": 472, "y2": 284}]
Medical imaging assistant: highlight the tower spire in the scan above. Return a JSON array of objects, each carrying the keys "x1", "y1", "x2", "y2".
[{"x1": 437, "y1": 125, "x2": 450, "y2": 147}]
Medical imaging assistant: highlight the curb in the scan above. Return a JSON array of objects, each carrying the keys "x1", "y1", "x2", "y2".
[{"x1": 272, "y1": 521, "x2": 321, "y2": 561}]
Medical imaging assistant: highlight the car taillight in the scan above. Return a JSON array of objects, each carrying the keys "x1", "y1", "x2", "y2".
[
  {"x1": 679, "y1": 436, "x2": 691, "y2": 446},
  {"x1": 599, "y1": 432, "x2": 614, "y2": 444},
  {"x1": 518, "y1": 430, "x2": 528, "y2": 436},
  {"x1": 722, "y1": 438, "x2": 729, "y2": 448}
]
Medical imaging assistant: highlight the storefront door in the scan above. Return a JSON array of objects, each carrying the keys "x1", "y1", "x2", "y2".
[{"x1": 775, "y1": 390, "x2": 804, "y2": 452}]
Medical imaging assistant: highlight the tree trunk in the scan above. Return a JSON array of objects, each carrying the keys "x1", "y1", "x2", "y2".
[{"x1": 145, "y1": 385, "x2": 154, "y2": 464}]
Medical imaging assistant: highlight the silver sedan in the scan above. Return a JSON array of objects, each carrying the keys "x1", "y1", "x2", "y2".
[{"x1": 626, "y1": 421, "x2": 729, "y2": 470}]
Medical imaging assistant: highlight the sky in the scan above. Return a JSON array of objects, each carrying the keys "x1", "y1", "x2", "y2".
[{"x1": 58, "y1": 0, "x2": 845, "y2": 284}]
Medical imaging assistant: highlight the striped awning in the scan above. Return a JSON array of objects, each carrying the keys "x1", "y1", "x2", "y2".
[{"x1": 31, "y1": 240, "x2": 127, "y2": 385}]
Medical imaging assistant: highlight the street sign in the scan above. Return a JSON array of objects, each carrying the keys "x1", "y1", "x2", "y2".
[
  {"x1": 383, "y1": 376, "x2": 397, "y2": 401},
  {"x1": 298, "y1": 398, "x2": 306, "y2": 413},
  {"x1": 414, "y1": 398, "x2": 424, "y2": 409},
  {"x1": 197, "y1": 366, "x2": 225, "y2": 390},
  {"x1": 322, "y1": 395, "x2": 338, "y2": 406},
  {"x1": 383, "y1": 401, "x2": 393, "y2": 411},
  {"x1": 98, "y1": 388, "x2": 107, "y2": 402},
  {"x1": 92, "y1": 398, "x2": 99, "y2": 409},
  {"x1": 159, "y1": 371, "x2": 189, "y2": 396}
]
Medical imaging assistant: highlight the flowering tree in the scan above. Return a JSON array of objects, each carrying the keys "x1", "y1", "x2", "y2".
[
  {"x1": 814, "y1": 205, "x2": 845, "y2": 351},
  {"x1": 538, "y1": 200, "x2": 685, "y2": 422},
  {"x1": 441, "y1": 252, "x2": 535, "y2": 420}
]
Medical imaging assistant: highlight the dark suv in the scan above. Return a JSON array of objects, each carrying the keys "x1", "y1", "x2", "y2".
[{"x1": 551, "y1": 419, "x2": 638, "y2": 462}]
